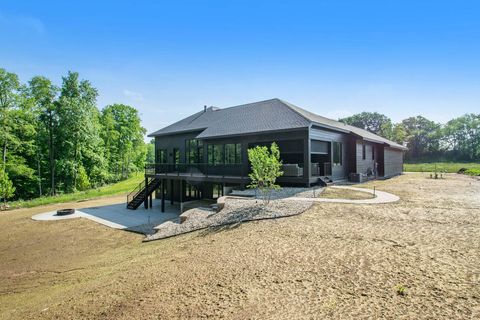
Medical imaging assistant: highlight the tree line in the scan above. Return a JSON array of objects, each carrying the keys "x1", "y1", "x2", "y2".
[
  {"x1": 339, "y1": 112, "x2": 480, "y2": 162},
  {"x1": 1, "y1": 68, "x2": 148, "y2": 206}
]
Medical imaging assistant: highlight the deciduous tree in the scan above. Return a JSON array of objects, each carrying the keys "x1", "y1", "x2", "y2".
[{"x1": 247, "y1": 142, "x2": 283, "y2": 206}]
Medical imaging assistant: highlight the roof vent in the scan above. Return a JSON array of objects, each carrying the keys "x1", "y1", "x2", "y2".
[{"x1": 204, "y1": 105, "x2": 207, "y2": 112}]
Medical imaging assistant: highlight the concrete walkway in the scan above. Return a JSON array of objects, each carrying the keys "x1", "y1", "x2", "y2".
[
  {"x1": 283, "y1": 186, "x2": 399, "y2": 204},
  {"x1": 32, "y1": 199, "x2": 180, "y2": 233}
]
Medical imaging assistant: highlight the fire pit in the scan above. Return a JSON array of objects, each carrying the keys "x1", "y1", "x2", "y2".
[{"x1": 56, "y1": 209, "x2": 75, "y2": 216}]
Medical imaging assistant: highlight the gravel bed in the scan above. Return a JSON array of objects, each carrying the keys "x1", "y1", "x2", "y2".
[
  {"x1": 230, "y1": 187, "x2": 325, "y2": 199},
  {"x1": 144, "y1": 198, "x2": 313, "y2": 241}
]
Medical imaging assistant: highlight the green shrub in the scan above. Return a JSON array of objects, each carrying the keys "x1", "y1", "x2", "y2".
[
  {"x1": 396, "y1": 284, "x2": 407, "y2": 296},
  {"x1": 465, "y1": 168, "x2": 480, "y2": 176},
  {"x1": 76, "y1": 166, "x2": 91, "y2": 191}
]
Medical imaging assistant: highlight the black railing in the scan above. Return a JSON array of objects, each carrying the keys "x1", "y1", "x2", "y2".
[
  {"x1": 145, "y1": 163, "x2": 245, "y2": 178},
  {"x1": 127, "y1": 179, "x2": 147, "y2": 204}
]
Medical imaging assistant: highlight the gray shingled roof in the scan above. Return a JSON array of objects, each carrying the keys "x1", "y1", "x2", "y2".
[{"x1": 149, "y1": 98, "x2": 407, "y2": 150}]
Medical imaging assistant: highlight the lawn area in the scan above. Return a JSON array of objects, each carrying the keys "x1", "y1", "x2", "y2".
[
  {"x1": 404, "y1": 162, "x2": 480, "y2": 173},
  {"x1": 1, "y1": 173, "x2": 479, "y2": 319},
  {"x1": 8, "y1": 173, "x2": 144, "y2": 209}
]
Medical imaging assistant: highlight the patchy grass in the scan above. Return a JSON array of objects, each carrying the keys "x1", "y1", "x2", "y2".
[
  {"x1": 8, "y1": 173, "x2": 143, "y2": 209},
  {"x1": 319, "y1": 187, "x2": 374, "y2": 200},
  {"x1": 404, "y1": 162, "x2": 480, "y2": 173},
  {"x1": 396, "y1": 284, "x2": 407, "y2": 296}
]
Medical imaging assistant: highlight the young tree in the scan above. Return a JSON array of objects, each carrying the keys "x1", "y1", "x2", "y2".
[
  {"x1": 0, "y1": 169, "x2": 15, "y2": 209},
  {"x1": 247, "y1": 142, "x2": 283, "y2": 206}
]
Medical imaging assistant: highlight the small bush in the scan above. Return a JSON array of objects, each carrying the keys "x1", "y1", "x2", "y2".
[{"x1": 396, "y1": 284, "x2": 407, "y2": 296}]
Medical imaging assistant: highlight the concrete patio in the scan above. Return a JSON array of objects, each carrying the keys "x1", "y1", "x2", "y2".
[{"x1": 32, "y1": 199, "x2": 181, "y2": 234}]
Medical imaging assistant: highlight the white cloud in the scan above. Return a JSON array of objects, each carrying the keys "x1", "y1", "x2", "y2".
[
  {"x1": 0, "y1": 11, "x2": 46, "y2": 35},
  {"x1": 123, "y1": 89, "x2": 144, "y2": 101}
]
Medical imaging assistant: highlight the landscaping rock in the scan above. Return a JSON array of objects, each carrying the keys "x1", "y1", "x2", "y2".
[{"x1": 145, "y1": 198, "x2": 313, "y2": 241}]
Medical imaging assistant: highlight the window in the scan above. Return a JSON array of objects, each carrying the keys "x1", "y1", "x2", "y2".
[
  {"x1": 225, "y1": 143, "x2": 242, "y2": 164},
  {"x1": 185, "y1": 139, "x2": 204, "y2": 164},
  {"x1": 213, "y1": 145, "x2": 224, "y2": 165},
  {"x1": 235, "y1": 143, "x2": 242, "y2": 163},
  {"x1": 362, "y1": 143, "x2": 366, "y2": 160},
  {"x1": 208, "y1": 143, "x2": 241, "y2": 165},
  {"x1": 156, "y1": 149, "x2": 167, "y2": 163},
  {"x1": 208, "y1": 144, "x2": 224, "y2": 165},
  {"x1": 207, "y1": 145, "x2": 213, "y2": 165},
  {"x1": 333, "y1": 142, "x2": 343, "y2": 165},
  {"x1": 173, "y1": 148, "x2": 180, "y2": 164},
  {"x1": 225, "y1": 144, "x2": 236, "y2": 164}
]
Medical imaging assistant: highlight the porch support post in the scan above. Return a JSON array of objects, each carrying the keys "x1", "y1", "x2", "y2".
[
  {"x1": 303, "y1": 132, "x2": 311, "y2": 187},
  {"x1": 170, "y1": 179, "x2": 174, "y2": 205},
  {"x1": 161, "y1": 179, "x2": 165, "y2": 212},
  {"x1": 149, "y1": 192, "x2": 153, "y2": 209},
  {"x1": 179, "y1": 180, "x2": 183, "y2": 212},
  {"x1": 144, "y1": 175, "x2": 149, "y2": 209}
]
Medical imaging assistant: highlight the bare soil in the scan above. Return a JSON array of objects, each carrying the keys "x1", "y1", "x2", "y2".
[
  {"x1": 1, "y1": 173, "x2": 479, "y2": 319},
  {"x1": 320, "y1": 187, "x2": 375, "y2": 200}
]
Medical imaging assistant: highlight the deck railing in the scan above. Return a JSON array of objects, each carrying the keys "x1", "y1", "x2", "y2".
[
  {"x1": 146, "y1": 162, "x2": 333, "y2": 179},
  {"x1": 311, "y1": 162, "x2": 332, "y2": 176},
  {"x1": 145, "y1": 163, "x2": 246, "y2": 177}
]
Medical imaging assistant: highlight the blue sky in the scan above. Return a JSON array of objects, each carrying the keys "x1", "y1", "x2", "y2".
[{"x1": 1, "y1": 1, "x2": 479, "y2": 137}]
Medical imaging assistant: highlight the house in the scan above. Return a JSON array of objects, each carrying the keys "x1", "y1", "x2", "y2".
[{"x1": 127, "y1": 98, "x2": 406, "y2": 211}]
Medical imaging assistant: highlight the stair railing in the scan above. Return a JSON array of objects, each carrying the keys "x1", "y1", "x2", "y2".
[{"x1": 127, "y1": 179, "x2": 148, "y2": 205}]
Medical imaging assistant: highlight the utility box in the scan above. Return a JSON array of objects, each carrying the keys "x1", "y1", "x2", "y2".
[{"x1": 349, "y1": 173, "x2": 362, "y2": 183}]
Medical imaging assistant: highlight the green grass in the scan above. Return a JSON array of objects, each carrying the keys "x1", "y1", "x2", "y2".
[
  {"x1": 9, "y1": 173, "x2": 144, "y2": 209},
  {"x1": 465, "y1": 168, "x2": 480, "y2": 176},
  {"x1": 404, "y1": 162, "x2": 480, "y2": 173}
]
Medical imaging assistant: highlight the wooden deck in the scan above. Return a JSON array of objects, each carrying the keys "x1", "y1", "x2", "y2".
[{"x1": 146, "y1": 172, "x2": 314, "y2": 185}]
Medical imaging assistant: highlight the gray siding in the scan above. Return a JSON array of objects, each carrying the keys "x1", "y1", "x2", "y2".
[
  {"x1": 155, "y1": 131, "x2": 201, "y2": 164},
  {"x1": 310, "y1": 127, "x2": 349, "y2": 180},
  {"x1": 355, "y1": 141, "x2": 377, "y2": 175},
  {"x1": 384, "y1": 147, "x2": 404, "y2": 177}
]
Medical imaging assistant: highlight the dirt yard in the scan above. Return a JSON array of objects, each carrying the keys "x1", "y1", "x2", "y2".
[
  {"x1": 320, "y1": 186, "x2": 375, "y2": 200},
  {"x1": 1, "y1": 173, "x2": 479, "y2": 319}
]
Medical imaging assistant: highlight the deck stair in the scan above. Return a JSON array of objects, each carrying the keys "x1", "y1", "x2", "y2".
[{"x1": 127, "y1": 177, "x2": 161, "y2": 210}]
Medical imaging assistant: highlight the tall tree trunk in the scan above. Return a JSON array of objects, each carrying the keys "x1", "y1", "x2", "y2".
[
  {"x1": 48, "y1": 113, "x2": 56, "y2": 196},
  {"x1": 125, "y1": 157, "x2": 130, "y2": 179},
  {"x1": 2, "y1": 142, "x2": 7, "y2": 209},
  {"x1": 73, "y1": 143, "x2": 78, "y2": 190},
  {"x1": 37, "y1": 147, "x2": 42, "y2": 197}
]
